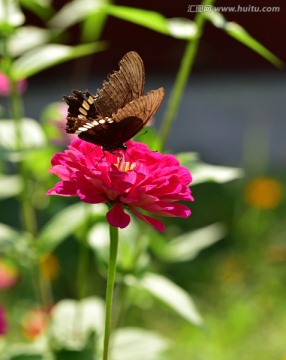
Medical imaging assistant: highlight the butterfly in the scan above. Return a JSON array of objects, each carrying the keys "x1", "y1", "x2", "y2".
[{"x1": 63, "y1": 51, "x2": 164, "y2": 152}]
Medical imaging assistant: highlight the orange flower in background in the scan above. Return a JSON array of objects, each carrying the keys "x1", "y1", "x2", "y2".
[
  {"x1": 40, "y1": 253, "x2": 59, "y2": 280},
  {"x1": 244, "y1": 176, "x2": 283, "y2": 209},
  {"x1": 0, "y1": 258, "x2": 18, "y2": 289},
  {"x1": 21, "y1": 309, "x2": 49, "y2": 340},
  {"x1": 217, "y1": 255, "x2": 246, "y2": 285}
]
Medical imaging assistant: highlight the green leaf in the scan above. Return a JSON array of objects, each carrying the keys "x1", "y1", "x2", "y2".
[
  {"x1": 0, "y1": 0, "x2": 25, "y2": 28},
  {"x1": 0, "y1": 118, "x2": 46, "y2": 153},
  {"x1": 167, "y1": 17, "x2": 197, "y2": 39},
  {"x1": 0, "y1": 342, "x2": 45, "y2": 360},
  {"x1": 103, "y1": 5, "x2": 197, "y2": 39},
  {"x1": 112, "y1": 327, "x2": 169, "y2": 360},
  {"x1": 50, "y1": 297, "x2": 104, "y2": 351},
  {"x1": 12, "y1": 42, "x2": 107, "y2": 79},
  {"x1": 49, "y1": 0, "x2": 107, "y2": 29},
  {"x1": 0, "y1": 174, "x2": 22, "y2": 199},
  {"x1": 0, "y1": 223, "x2": 28, "y2": 246},
  {"x1": 8, "y1": 26, "x2": 51, "y2": 57},
  {"x1": 138, "y1": 272, "x2": 203, "y2": 326},
  {"x1": 205, "y1": 11, "x2": 283, "y2": 68},
  {"x1": 9, "y1": 355, "x2": 43, "y2": 360},
  {"x1": 88, "y1": 219, "x2": 150, "y2": 273},
  {"x1": 133, "y1": 126, "x2": 162, "y2": 152},
  {"x1": 54, "y1": 349, "x2": 95, "y2": 360},
  {"x1": 38, "y1": 203, "x2": 106, "y2": 254},
  {"x1": 0, "y1": 223, "x2": 34, "y2": 264},
  {"x1": 177, "y1": 152, "x2": 243, "y2": 185},
  {"x1": 19, "y1": 0, "x2": 54, "y2": 21},
  {"x1": 191, "y1": 163, "x2": 243, "y2": 185},
  {"x1": 164, "y1": 223, "x2": 226, "y2": 262}
]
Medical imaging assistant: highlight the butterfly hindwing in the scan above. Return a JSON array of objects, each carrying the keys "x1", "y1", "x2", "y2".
[{"x1": 64, "y1": 90, "x2": 97, "y2": 134}]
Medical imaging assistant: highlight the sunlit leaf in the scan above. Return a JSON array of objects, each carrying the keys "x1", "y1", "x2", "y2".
[
  {"x1": 205, "y1": 11, "x2": 283, "y2": 68},
  {"x1": 38, "y1": 203, "x2": 106, "y2": 254},
  {"x1": 0, "y1": 223, "x2": 27, "y2": 246},
  {"x1": 12, "y1": 42, "x2": 107, "y2": 79},
  {"x1": 138, "y1": 272, "x2": 203, "y2": 326},
  {"x1": 167, "y1": 17, "x2": 197, "y2": 39},
  {"x1": 0, "y1": 174, "x2": 22, "y2": 199},
  {"x1": 191, "y1": 163, "x2": 243, "y2": 185},
  {"x1": 112, "y1": 327, "x2": 169, "y2": 360},
  {"x1": 0, "y1": 0, "x2": 25, "y2": 27},
  {"x1": 103, "y1": 5, "x2": 197, "y2": 39},
  {"x1": 49, "y1": 0, "x2": 106, "y2": 29},
  {"x1": 0, "y1": 340, "x2": 46, "y2": 359},
  {"x1": 164, "y1": 223, "x2": 226, "y2": 262},
  {"x1": 88, "y1": 219, "x2": 150, "y2": 273},
  {"x1": 50, "y1": 297, "x2": 104, "y2": 351},
  {"x1": 177, "y1": 152, "x2": 243, "y2": 185},
  {"x1": 8, "y1": 26, "x2": 51, "y2": 57},
  {"x1": 0, "y1": 118, "x2": 46, "y2": 152}
]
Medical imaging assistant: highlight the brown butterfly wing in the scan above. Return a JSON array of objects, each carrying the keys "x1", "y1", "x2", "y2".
[
  {"x1": 94, "y1": 51, "x2": 145, "y2": 117},
  {"x1": 78, "y1": 87, "x2": 164, "y2": 151},
  {"x1": 111, "y1": 87, "x2": 164, "y2": 140},
  {"x1": 63, "y1": 90, "x2": 98, "y2": 134}
]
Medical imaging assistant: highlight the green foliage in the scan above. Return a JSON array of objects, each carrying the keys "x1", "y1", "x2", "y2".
[
  {"x1": 205, "y1": 11, "x2": 283, "y2": 68},
  {"x1": 38, "y1": 203, "x2": 106, "y2": 254},
  {"x1": 12, "y1": 42, "x2": 107, "y2": 80}
]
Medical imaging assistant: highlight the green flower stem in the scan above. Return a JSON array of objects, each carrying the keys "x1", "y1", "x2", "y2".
[
  {"x1": 76, "y1": 205, "x2": 92, "y2": 299},
  {"x1": 159, "y1": 0, "x2": 215, "y2": 150},
  {"x1": 103, "y1": 225, "x2": 119, "y2": 360}
]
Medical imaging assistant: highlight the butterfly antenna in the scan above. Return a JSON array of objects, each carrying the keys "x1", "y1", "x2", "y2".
[
  {"x1": 84, "y1": 145, "x2": 97, "y2": 156},
  {"x1": 135, "y1": 130, "x2": 148, "y2": 139},
  {"x1": 124, "y1": 149, "x2": 136, "y2": 163},
  {"x1": 92, "y1": 151, "x2": 106, "y2": 169}
]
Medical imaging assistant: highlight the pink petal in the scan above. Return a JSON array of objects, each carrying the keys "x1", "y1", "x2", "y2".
[
  {"x1": 143, "y1": 202, "x2": 191, "y2": 218},
  {"x1": 106, "y1": 203, "x2": 130, "y2": 229},
  {"x1": 130, "y1": 207, "x2": 165, "y2": 232},
  {"x1": 47, "y1": 181, "x2": 77, "y2": 196},
  {"x1": 49, "y1": 165, "x2": 72, "y2": 181}
]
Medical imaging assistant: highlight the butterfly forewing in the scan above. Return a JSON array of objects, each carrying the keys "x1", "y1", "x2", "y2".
[
  {"x1": 63, "y1": 51, "x2": 164, "y2": 151},
  {"x1": 94, "y1": 51, "x2": 145, "y2": 117}
]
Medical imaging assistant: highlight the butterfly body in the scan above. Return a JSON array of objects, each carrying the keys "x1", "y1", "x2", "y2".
[{"x1": 63, "y1": 51, "x2": 164, "y2": 151}]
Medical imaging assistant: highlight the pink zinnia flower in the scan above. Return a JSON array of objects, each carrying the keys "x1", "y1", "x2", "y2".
[
  {"x1": 47, "y1": 139, "x2": 193, "y2": 232},
  {"x1": 0, "y1": 72, "x2": 27, "y2": 96},
  {"x1": 0, "y1": 307, "x2": 7, "y2": 335}
]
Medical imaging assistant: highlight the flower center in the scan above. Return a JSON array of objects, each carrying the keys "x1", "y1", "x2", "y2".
[{"x1": 115, "y1": 157, "x2": 136, "y2": 172}]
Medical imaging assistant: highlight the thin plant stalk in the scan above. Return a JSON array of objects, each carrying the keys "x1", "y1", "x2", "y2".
[
  {"x1": 103, "y1": 225, "x2": 119, "y2": 360},
  {"x1": 0, "y1": 5, "x2": 52, "y2": 309},
  {"x1": 159, "y1": 0, "x2": 215, "y2": 150},
  {"x1": 76, "y1": 205, "x2": 93, "y2": 299}
]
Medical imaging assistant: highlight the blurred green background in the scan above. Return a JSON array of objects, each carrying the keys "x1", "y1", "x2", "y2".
[{"x1": 0, "y1": 1, "x2": 285, "y2": 359}]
